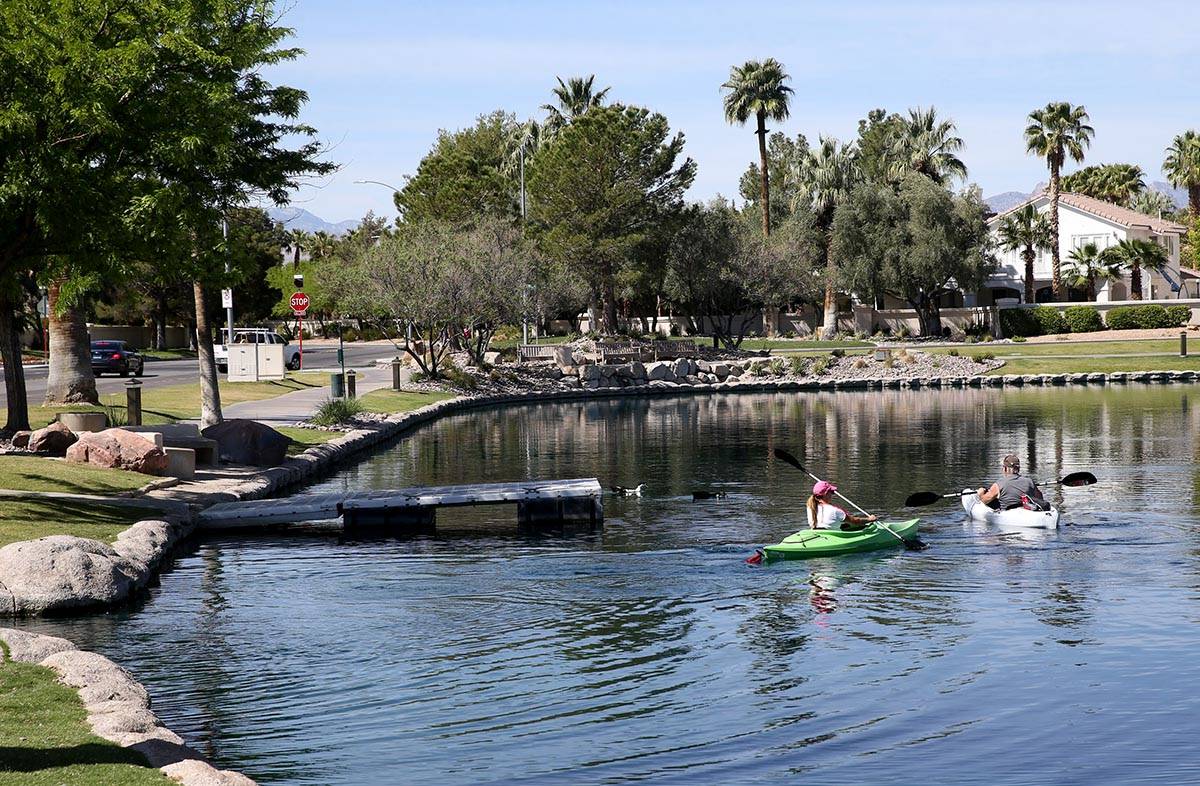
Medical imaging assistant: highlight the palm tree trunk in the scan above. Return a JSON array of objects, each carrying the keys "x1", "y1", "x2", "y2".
[
  {"x1": 1130, "y1": 262, "x2": 1142, "y2": 300},
  {"x1": 0, "y1": 289, "x2": 31, "y2": 436},
  {"x1": 193, "y1": 280, "x2": 223, "y2": 429},
  {"x1": 44, "y1": 279, "x2": 98, "y2": 404},
  {"x1": 1022, "y1": 247, "x2": 1036, "y2": 303},
  {"x1": 155, "y1": 293, "x2": 168, "y2": 350},
  {"x1": 1190, "y1": 184, "x2": 1200, "y2": 217},
  {"x1": 820, "y1": 236, "x2": 837, "y2": 340},
  {"x1": 756, "y1": 110, "x2": 770, "y2": 237},
  {"x1": 1049, "y1": 166, "x2": 1063, "y2": 301},
  {"x1": 602, "y1": 280, "x2": 619, "y2": 335}
]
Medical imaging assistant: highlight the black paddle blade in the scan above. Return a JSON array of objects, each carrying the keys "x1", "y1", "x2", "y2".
[
  {"x1": 904, "y1": 491, "x2": 942, "y2": 507},
  {"x1": 773, "y1": 448, "x2": 805, "y2": 473},
  {"x1": 903, "y1": 537, "x2": 929, "y2": 552},
  {"x1": 1060, "y1": 471, "x2": 1097, "y2": 487}
]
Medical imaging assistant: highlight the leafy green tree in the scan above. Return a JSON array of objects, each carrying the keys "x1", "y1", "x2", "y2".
[
  {"x1": 394, "y1": 110, "x2": 521, "y2": 223},
  {"x1": 541, "y1": 75, "x2": 610, "y2": 137},
  {"x1": 997, "y1": 204, "x2": 1053, "y2": 303},
  {"x1": 797, "y1": 136, "x2": 861, "y2": 339},
  {"x1": 738, "y1": 132, "x2": 808, "y2": 228},
  {"x1": 1164, "y1": 130, "x2": 1200, "y2": 217},
  {"x1": 1100, "y1": 238, "x2": 1168, "y2": 300},
  {"x1": 527, "y1": 104, "x2": 695, "y2": 334},
  {"x1": 1025, "y1": 102, "x2": 1095, "y2": 301},
  {"x1": 722, "y1": 59, "x2": 793, "y2": 236},
  {"x1": 852, "y1": 109, "x2": 904, "y2": 184},
  {"x1": 833, "y1": 175, "x2": 994, "y2": 337},
  {"x1": 1128, "y1": 190, "x2": 1178, "y2": 219},
  {"x1": 1060, "y1": 163, "x2": 1146, "y2": 206},
  {"x1": 887, "y1": 107, "x2": 967, "y2": 185},
  {"x1": 1064, "y1": 242, "x2": 1122, "y2": 301}
]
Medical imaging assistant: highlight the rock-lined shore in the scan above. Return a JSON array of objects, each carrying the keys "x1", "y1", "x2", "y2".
[{"x1": 0, "y1": 627, "x2": 256, "y2": 785}]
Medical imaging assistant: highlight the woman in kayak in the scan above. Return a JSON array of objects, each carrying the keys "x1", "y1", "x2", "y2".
[
  {"x1": 807, "y1": 480, "x2": 878, "y2": 530},
  {"x1": 977, "y1": 454, "x2": 1047, "y2": 510}
]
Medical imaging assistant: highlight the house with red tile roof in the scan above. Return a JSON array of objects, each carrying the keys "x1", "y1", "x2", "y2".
[{"x1": 982, "y1": 192, "x2": 1189, "y2": 303}]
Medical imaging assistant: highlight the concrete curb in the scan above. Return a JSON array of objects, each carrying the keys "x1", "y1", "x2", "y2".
[{"x1": 0, "y1": 627, "x2": 256, "y2": 785}]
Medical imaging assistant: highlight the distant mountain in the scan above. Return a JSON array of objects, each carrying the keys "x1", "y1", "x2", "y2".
[
  {"x1": 267, "y1": 207, "x2": 358, "y2": 236},
  {"x1": 984, "y1": 191, "x2": 1031, "y2": 213}
]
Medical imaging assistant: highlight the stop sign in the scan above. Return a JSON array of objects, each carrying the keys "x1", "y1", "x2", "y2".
[{"x1": 290, "y1": 291, "x2": 310, "y2": 315}]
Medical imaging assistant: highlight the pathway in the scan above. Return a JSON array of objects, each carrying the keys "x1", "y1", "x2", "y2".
[{"x1": 219, "y1": 365, "x2": 400, "y2": 425}]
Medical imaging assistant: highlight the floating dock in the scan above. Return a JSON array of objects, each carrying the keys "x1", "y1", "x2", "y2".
[{"x1": 198, "y1": 478, "x2": 604, "y2": 531}]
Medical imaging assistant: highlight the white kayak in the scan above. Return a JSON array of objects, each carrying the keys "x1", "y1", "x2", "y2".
[{"x1": 961, "y1": 492, "x2": 1060, "y2": 529}]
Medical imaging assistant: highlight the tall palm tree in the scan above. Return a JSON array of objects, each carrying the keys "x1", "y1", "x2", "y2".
[
  {"x1": 43, "y1": 276, "x2": 98, "y2": 404},
  {"x1": 997, "y1": 204, "x2": 1053, "y2": 303},
  {"x1": 541, "y1": 75, "x2": 609, "y2": 136},
  {"x1": 1128, "y1": 189, "x2": 1177, "y2": 219},
  {"x1": 1164, "y1": 130, "x2": 1200, "y2": 216},
  {"x1": 722, "y1": 58, "x2": 793, "y2": 236},
  {"x1": 798, "y1": 136, "x2": 860, "y2": 339},
  {"x1": 1061, "y1": 163, "x2": 1146, "y2": 206},
  {"x1": 285, "y1": 228, "x2": 310, "y2": 267},
  {"x1": 1101, "y1": 238, "x2": 1168, "y2": 300},
  {"x1": 887, "y1": 106, "x2": 967, "y2": 185},
  {"x1": 1064, "y1": 242, "x2": 1122, "y2": 301},
  {"x1": 1025, "y1": 102, "x2": 1095, "y2": 301}
]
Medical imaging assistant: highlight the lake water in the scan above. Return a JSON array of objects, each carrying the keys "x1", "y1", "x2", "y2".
[{"x1": 20, "y1": 387, "x2": 1200, "y2": 785}]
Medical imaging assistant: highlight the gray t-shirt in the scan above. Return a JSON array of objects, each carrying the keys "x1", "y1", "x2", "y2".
[{"x1": 996, "y1": 473, "x2": 1041, "y2": 510}]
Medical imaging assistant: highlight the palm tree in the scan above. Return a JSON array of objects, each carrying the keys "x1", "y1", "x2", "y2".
[
  {"x1": 1064, "y1": 242, "x2": 1122, "y2": 301},
  {"x1": 43, "y1": 276, "x2": 99, "y2": 404},
  {"x1": 1061, "y1": 163, "x2": 1146, "y2": 206},
  {"x1": 1024, "y1": 102, "x2": 1095, "y2": 301},
  {"x1": 541, "y1": 75, "x2": 609, "y2": 136},
  {"x1": 1128, "y1": 189, "x2": 1177, "y2": 219},
  {"x1": 285, "y1": 228, "x2": 310, "y2": 267},
  {"x1": 798, "y1": 136, "x2": 860, "y2": 339},
  {"x1": 887, "y1": 107, "x2": 967, "y2": 185},
  {"x1": 1164, "y1": 130, "x2": 1200, "y2": 216},
  {"x1": 722, "y1": 58, "x2": 793, "y2": 236},
  {"x1": 997, "y1": 204, "x2": 1053, "y2": 303},
  {"x1": 1101, "y1": 238, "x2": 1168, "y2": 300}
]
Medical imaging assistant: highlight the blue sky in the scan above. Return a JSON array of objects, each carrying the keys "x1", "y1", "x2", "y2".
[{"x1": 270, "y1": 0, "x2": 1200, "y2": 223}]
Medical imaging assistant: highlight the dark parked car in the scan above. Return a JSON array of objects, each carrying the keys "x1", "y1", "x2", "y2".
[{"x1": 90, "y1": 340, "x2": 144, "y2": 377}]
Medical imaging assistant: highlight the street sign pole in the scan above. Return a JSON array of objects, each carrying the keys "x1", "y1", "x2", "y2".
[
  {"x1": 289, "y1": 291, "x2": 310, "y2": 371},
  {"x1": 223, "y1": 217, "x2": 233, "y2": 360}
]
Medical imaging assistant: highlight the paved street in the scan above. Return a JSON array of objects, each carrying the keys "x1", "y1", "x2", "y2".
[{"x1": 0, "y1": 341, "x2": 399, "y2": 407}]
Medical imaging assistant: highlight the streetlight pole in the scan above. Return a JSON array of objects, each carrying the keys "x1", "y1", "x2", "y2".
[{"x1": 222, "y1": 215, "x2": 233, "y2": 356}]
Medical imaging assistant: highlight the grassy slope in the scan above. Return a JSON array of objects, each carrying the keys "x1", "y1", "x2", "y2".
[
  {"x1": 0, "y1": 652, "x2": 171, "y2": 786},
  {"x1": 0, "y1": 457, "x2": 154, "y2": 495},
  {"x1": 0, "y1": 501, "x2": 146, "y2": 548},
  {"x1": 357, "y1": 389, "x2": 455, "y2": 414},
  {"x1": 30, "y1": 372, "x2": 327, "y2": 429},
  {"x1": 986, "y1": 356, "x2": 1200, "y2": 375}
]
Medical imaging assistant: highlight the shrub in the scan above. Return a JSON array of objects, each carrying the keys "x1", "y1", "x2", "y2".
[
  {"x1": 440, "y1": 362, "x2": 478, "y2": 391},
  {"x1": 1166, "y1": 304, "x2": 1191, "y2": 327},
  {"x1": 811, "y1": 357, "x2": 829, "y2": 375},
  {"x1": 853, "y1": 358, "x2": 867, "y2": 369},
  {"x1": 788, "y1": 356, "x2": 806, "y2": 374},
  {"x1": 1134, "y1": 304, "x2": 1173, "y2": 329},
  {"x1": 973, "y1": 352, "x2": 995, "y2": 363},
  {"x1": 1011, "y1": 335, "x2": 1027, "y2": 343},
  {"x1": 1033, "y1": 306, "x2": 1068, "y2": 335},
  {"x1": 947, "y1": 349, "x2": 959, "y2": 357},
  {"x1": 767, "y1": 358, "x2": 786, "y2": 376},
  {"x1": 896, "y1": 324, "x2": 911, "y2": 338},
  {"x1": 1063, "y1": 306, "x2": 1104, "y2": 333},
  {"x1": 311, "y1": 396, "x2": 365, "y2": 426},
  {"x1": 830, "y1": 348, "x2": 845, "y2": 358},
  {"x1": 882, "y1": 356, "x2": 895, "y2": 369},
  {"x1": 1107, "y1": 304, "x2": 1176, "y2": 330},
  {"x1": 999, "y1": 308, "x2": 1041, "y2": 338}
]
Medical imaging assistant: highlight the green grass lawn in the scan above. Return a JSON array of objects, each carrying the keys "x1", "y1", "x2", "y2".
[
  {"x1": 739, "y1": 337, "x2": 873, "y2": 351},
  {"x1": 0, "y1": 457, "x2": 155, "y2": 496},
  {"x1": 986, "y1": 356, "x2": 1200, "y2": 375},
  {"x1": 0, "y1": 650, "x2": 171, "y2": 786},
  {"x1": 357, "y1": 389, "x2": 455, "y2": 414},
  {"x1": 930, "y1": 338, "x2": 1186, "y2": 358},
  {"x1": 140, "y1": 348, "x2": 197, "y2": 361},
  {"x1": 0, "y1": 500, "x2": 147, "y2": 549},
  {"x1": 274, "y1": 426, "x2": 341, "y2": 455},
  {"x1": 30, "y1": 372, "x2": 327, "y2": 429}
]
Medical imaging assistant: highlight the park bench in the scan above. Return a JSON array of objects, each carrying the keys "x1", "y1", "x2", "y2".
[
  {"x1": 124, "y1": 424, "x2": 219, "y2": 467},
  {"x1": 651, "y1": 339, "x2": 698, "y2": 360},
  {"x1": 596, "y1": 341, "x2": 643, "y2": 363},
  {"x1": 518, "y1": 344, "x2": 559, "y2": 363}
]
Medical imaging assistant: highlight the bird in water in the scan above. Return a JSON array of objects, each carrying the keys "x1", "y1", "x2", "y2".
[
  {"x1": 692, "y1": 491, "x2": 727, "y2": 501},
  {"x1": 609, "y1": 484, "x2": 646, "y2": 497}
]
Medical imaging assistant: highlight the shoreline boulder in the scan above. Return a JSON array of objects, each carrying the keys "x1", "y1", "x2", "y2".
[
  {"x1": 66, "y1": 429, "x2": 167, "y2": 475},
  {"x1": 28, "y1": 421, "x2": 77, "y2": 456},
  {"x1": 202, "y1": 419, "x2": 289, "y2": 467}
]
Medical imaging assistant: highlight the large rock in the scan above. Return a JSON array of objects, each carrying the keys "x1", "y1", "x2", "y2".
[
  {"x1": 580, "y1": 364, "x2": 602, "y2": 382},
  {"x1": 554, "y1": 346, "x2": 574, "y2": 368},
  {"x1": 0, "y1": 536, "x2": 141, "y2": 614},
  {"x1": 11, "y1": 430, "x2": 31, "y2": 449},
  {"x1": 28, "y1": 421, "x2": 77, "y2": 456},
  {"x1": 646, "y1": 361, "x2": 676, "y2": 382},
  {"x1": 66, "y1": 429, "x2": 167, "y2": 475},
  {"x1": 202, "y1": 419, "x2": 289, "y2": 467}
]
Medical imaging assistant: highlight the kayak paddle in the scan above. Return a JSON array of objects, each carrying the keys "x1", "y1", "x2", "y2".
[
  {"x1": 904, "y1": 471, "x2": 1097, "y2": 508},
  {"x1": 772, "y1": 448, "x2": 926, "y2": 551}
]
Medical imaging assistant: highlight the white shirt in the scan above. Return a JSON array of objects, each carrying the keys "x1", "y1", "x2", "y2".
[{"x1": 811, "y1": 502, "x2": 847, "y2": 530}]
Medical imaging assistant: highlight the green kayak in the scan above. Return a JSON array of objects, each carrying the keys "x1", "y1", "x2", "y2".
[{"x1": 760, "y1": 519, "x2": 920, "y2": 561}]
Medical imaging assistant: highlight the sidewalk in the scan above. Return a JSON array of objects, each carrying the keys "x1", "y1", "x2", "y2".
[{"x1": 219, "y1": 365, "x2": 399, "y2": 425}]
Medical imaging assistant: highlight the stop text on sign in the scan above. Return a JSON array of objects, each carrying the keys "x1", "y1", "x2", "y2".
[{"x1": 290, "y1": 292, "x2": 310, "y2": 315}]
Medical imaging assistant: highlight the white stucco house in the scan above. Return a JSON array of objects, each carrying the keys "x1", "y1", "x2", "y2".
[{"x1": 981, "y1": 192, "x2": 1189, "y2": 303}]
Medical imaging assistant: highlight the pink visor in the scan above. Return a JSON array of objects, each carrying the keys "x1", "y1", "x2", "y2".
[{"x1": 813, "y1": 480, "x2": 837, "y2": 497}]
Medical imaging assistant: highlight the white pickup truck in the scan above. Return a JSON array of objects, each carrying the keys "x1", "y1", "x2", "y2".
[{"x1": 215, "y1": 328, "x2": 301, "y2": 373}]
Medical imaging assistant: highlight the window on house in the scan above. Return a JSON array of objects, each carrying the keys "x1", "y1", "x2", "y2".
[{"x1": 1071, "y1": 234, "x2": 1110, "y2": 250}]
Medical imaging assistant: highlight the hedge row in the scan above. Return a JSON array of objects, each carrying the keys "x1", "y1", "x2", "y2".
[{"x1": 1000, "y1": 304, "x2": 1191, "y2": 337}]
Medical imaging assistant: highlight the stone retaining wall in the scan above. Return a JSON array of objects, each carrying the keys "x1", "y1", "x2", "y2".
[{"x1": 0, "y1": 628, "x2": 256, "y2": 785}]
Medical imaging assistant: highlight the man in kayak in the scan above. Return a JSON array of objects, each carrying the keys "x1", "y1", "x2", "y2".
[
  {"x1": 808, "y1": 480, "x2": 878, "y2": 530},
  {"x1": 977, "y1": 454, "x2": 1047, "y2": 511}
]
